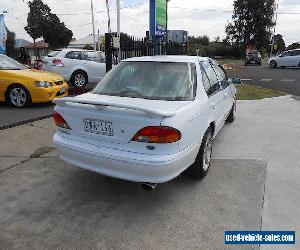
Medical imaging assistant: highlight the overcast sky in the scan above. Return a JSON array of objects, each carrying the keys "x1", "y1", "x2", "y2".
[{"x1": 1, "y1": 0, "x2": 300, "y2": 46}]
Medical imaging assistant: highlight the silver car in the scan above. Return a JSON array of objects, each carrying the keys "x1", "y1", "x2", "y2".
[
  {"x1": 42, "y1": 49, "x2": 106, "y2": 87},
  {"x1": 269, "y1": 49, "x2": 300, "y2": 68}
]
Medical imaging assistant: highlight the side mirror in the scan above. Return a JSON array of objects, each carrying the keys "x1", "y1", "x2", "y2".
[{"x1": 228, "y1": 78, "x2": 242, "y2": 85}]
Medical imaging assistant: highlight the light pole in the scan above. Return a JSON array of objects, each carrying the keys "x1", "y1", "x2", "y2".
[
  {"x1": 90, "y1": 0, "x2": 97, "y2": 51},
  {"x1": 116, "y1": 0, "x2": 121, "y2": 62},
  {"x1": 270, "y1": 0, "x2": 280, "y2": 57}
]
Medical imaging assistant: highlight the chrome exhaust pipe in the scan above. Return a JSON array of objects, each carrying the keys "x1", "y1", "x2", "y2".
[{"x1": 141, "y1": 183, "x2": 157, "y2": 191}]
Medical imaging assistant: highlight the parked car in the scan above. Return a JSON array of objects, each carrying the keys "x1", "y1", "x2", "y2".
[
  {"x1": 52, "y1": 56, "x2": 241, "y2": 190},
  {"x1": 268, "y1": 49, "x2": 300, "y2": 68},
  {"x1": 245, "y1": 50, "x2": 262, "y2": 66},
  {"x1": 0, "y1": 54, "x2": 68, "y2": 108},
  {"x1": 42, "y1": 49, "x2": 106, "y2": 88}
]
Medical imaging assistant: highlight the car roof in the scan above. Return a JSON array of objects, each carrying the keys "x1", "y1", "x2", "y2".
[{"x1": 123, "y1": 55, "x2": 209, "y2": 63}]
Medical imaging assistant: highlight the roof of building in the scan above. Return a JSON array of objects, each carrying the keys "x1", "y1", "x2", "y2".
[
  {"x1": 69, "y1": 34, "x2": 94, "y2": 46},
  {"x1": 25, "y1": 40, "x2": 49, "y2": 49},
  {"x1": 15, "y1": 39, "x2": 32, "y2": 49}
]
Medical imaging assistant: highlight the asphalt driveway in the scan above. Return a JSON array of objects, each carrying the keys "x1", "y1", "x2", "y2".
[
  {"x1": 227, "y1": 62, "x2": 300, "y2": 96},
  {"x1": 0, "y1": 96, "x2": 299, "y2": 249}
]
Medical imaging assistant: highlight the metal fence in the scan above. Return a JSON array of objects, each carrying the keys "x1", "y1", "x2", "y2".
[{"x1": 105, "y1": 33, "x2": 187, "y2": 72}]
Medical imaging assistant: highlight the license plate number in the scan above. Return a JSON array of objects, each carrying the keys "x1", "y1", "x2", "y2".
[
  {"x1": 251, "y1": 61, "x2": 255, "y2": 64},
  {"x1": 83, "y1": 119, "x2": 113, "y2": 136}
]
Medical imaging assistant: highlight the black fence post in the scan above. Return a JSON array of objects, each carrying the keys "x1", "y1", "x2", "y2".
[{"x1": 105, "y1": 33, "x2": 113, "y2": 73}]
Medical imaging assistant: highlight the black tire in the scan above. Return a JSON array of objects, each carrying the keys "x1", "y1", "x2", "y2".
[
  {"x1": 70, "y1": 70, "x2": 88, "y2": 88},
  {"x1": 188, "y1": 127, "x2": 213, "y2": 179},
  {"x1": 270, "y1": 60, "x2": 277, "y2": 68},
  {"x1": 226, "y1": 100, "x2": 236, "y2": 123},
  {"x1": 6, "y1": 85, "x2": 31, "y2": 108}
]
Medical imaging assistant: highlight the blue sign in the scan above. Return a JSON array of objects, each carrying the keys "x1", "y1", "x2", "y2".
[
  {"x1": 0, "y1": 14, "x2": 7, "y2": 54},
  {"x1": 149, "y1": 0, "x2": 167, "y2": 38}
]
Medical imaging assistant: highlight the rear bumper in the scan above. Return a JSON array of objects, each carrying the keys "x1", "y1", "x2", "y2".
[
  {"x1": 245, "y1": 58, "x2": 261, "y2": 64},
  {"x1": 53, "y1": 132, "x2": 199, "y2": 183}
]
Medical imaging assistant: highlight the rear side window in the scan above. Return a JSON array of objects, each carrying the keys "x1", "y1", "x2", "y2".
[
  {"x1": 210, "y1": 61, "x2": 229, "y2": 89},
  {"x1": 200, "y1": 61, "x2": 221, "y2": 96},
  {"x1": 83, "y1": 51, "x2": 101, "y2": 62},
  {"x1": 65, "y1": 51, "x2": 83, "y2": 60}
]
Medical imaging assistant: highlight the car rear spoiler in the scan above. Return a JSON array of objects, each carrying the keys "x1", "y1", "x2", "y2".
[{"x1": 53, "y1": 97, "x2": 176, "y2": 117}]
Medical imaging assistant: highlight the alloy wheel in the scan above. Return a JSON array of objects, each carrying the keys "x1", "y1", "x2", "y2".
[
  {"x1": 74, "y1": 73, "x2": 86, "y2": 87},
  {"x1": 202, "y1": 132, "x2": 213, "y2": 171},
  {"x1": 9, "y1": 87, "x2": 27, "y2": 107}
]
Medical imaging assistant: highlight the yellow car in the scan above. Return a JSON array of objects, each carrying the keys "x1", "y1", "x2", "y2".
[{"x1": 0, "y1": 54, "x2": 68, "y2": 108}]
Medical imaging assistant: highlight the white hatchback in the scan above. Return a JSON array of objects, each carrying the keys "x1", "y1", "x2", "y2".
[
  {"x1": 42, "y1": 49, "x2": 106, "y2": 87},
  {"x1": 269, "y1": 49, "x2": 300, "y2": 68},
  {"x1": 53, "y1": 56, "x2": 240, "y2": 189}
]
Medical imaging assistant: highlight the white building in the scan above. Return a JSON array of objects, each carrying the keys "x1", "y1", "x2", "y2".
[{"x1": 167, "y1": 30, "x2": 188, "y2": 44}]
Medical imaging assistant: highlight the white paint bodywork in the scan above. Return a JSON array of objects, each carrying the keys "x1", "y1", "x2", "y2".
[
  {"x1": 53, "y1": 56, "x2": 236, "y2": 183},
  {"x1": 42, "y1": 48, "x2": 106, "y2": 84},
  {"x1": 269, "y1": 49, "x2": 300, "y2": 68}
]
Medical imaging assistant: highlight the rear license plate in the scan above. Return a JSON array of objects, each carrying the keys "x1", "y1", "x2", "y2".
[
  {"x1": 251, "y1": 61, "x2": 255, "y2": 64},
  {"x1": 83, "y1": 119, "x2": 113, "y2": 136}
]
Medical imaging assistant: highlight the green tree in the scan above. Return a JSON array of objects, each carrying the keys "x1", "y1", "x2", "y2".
[
  {"x1": 287, "y1": 42, "x2": 300, "y2": 50},
  {"x1": 25, "y1": 0, "x2": 73, "y2": 50},
  {"x1": 226, "y1": 0, "x2": 276, "y2": 54},
  {"x1": 5, "y1": 28, "x2": 16, "y2": 57},
  {"x1": 274, "y1": 34, "x2": 286, "y2": 53}
]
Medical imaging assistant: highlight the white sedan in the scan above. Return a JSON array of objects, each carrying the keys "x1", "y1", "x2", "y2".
[
  {"x1": 53, "y1": 56, "x2": 240, "y2": 190},
  {"x1": 269, "y1": 49, "x2": 300, "y2": 68},
  {"x1": 42, "y1": 49, "x2": 106, "y2": 87}
]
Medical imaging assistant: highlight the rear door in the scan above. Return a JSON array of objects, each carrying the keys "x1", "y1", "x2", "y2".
[
  {"x1": 82, "y1": 51, "x2": 106, "y2": 83},
  {"x1": 210, "y1": 60, "x2": 233, "y2": 116},
  {"x1": 200, "y1": 60, "x2": 224, "y2": 134},
  {"x1": 63, "y1": 50, "x2": 87, "y2": 76}
]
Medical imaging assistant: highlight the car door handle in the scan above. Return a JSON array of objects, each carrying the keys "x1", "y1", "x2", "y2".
[{"x1": 224, "y1": 93, "x2": 228, "y2": 98}]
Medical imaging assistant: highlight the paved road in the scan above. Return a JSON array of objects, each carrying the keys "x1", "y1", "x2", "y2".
[
  {"x1": 0, "y1": 102, "x2": 54, "y2": 129},
  {"x1": 0, "y1": 83, "x2": 95, "y2": 129},
  {"x1": 228, "y1": 63, "x2": 300, "y2": 96}
]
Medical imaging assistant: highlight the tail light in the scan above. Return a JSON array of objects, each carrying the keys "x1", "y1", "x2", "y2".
[
  {"x1": 53, "y1": 112, "x2": 71, "y2": 129},
  {"x1": 52, "y1": 58, "x2": 64, "y2": 66},
  {"x1": 132, "y1": 126, "x2": 181, "y2": 144}
]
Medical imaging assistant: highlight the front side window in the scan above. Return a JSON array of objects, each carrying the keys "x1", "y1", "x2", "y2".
[
  {"x1": 65, "y1": 51, "x2": 82, "y2": 60},
  {"x1": 93, "y1": 62, "x2": 197, "y2": 101},
  {"x1": 281, "y1": 51, "x2": 291, "y2": 57}
]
